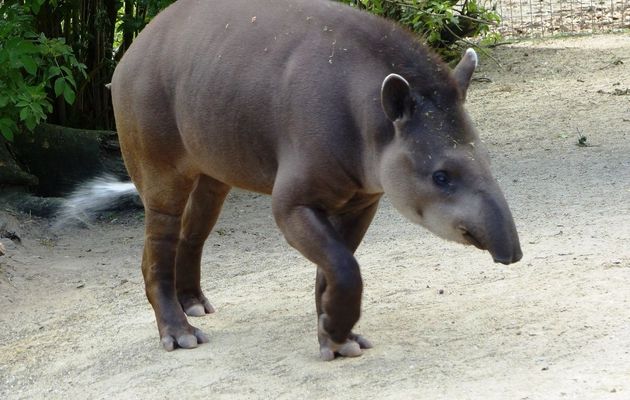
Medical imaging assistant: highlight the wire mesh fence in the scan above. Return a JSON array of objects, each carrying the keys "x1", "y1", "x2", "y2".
[{"x1": 486, "y1": 0, "x2": 630, "y2": 37}]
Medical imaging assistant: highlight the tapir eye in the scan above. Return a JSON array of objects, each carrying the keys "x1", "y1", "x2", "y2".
[{"x1": 432, "y1": 170, "x2": 451, "y2": 188}]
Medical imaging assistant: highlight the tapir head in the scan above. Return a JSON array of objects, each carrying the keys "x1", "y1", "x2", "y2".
[{"x1": 379, "y1": 49, "x2": 522, "y2": 265}]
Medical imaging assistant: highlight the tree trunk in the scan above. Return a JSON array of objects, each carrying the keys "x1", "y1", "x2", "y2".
[{"x1": 120, "y1": 0, "x2": 135, "y2": 59}]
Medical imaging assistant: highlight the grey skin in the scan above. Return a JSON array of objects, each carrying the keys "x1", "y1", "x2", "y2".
[{"x1": 111, "y1": 0, "x2": 522, "y2": 360}]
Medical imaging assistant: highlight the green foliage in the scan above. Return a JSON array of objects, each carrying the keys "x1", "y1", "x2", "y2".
[
  {"x1": 338, "y1": 0, "x2": 501, "y2": 56},
  {"x1": 0, "y1": 1, "x2": 86, "y2": 141}
]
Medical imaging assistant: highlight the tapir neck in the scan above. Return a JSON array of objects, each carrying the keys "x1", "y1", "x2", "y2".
[{"x1": 358, "y1": 113, "x2": 397, "y2": 194}]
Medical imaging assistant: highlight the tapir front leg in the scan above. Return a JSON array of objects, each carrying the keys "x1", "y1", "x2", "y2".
[
  {"x1": 273, "y1": 183, "x2": 374, "y2": 360},
  {"x1": 315, "y1": 197, "x2": 381, "y2": 355}
]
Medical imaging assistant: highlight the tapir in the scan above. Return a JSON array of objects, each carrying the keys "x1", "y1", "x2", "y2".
[{"x1": 111, "y1": 0, "x2": 522, "y2": 360}]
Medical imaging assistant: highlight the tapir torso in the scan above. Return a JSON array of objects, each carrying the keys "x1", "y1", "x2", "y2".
[
  {"x1": 113, "y1": 0, "x2": 452, "y2": 197},
  {"x1": 111, "y1": 0, "x2": 521, "y2": 358}
]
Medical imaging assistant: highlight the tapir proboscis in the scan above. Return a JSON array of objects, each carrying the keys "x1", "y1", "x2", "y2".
[{"x1": 111, "y1": 0, "x2": 522, "y2": 360}]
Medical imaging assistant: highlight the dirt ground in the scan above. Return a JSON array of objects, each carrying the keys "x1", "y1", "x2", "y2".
[{"x1": 1, "y1": 34, "x2": 629, "y2": 399}]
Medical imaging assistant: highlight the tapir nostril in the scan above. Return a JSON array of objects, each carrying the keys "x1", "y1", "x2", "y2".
[
  {"x1": 493, "y1": 256, "x2": 513, "y2": 265},
  {"x1": 512, "y1": 247, "x2": 523, "y2": 263},
  {"x1": 493, "y1": 248, "x2": 523, "y2": 265}
]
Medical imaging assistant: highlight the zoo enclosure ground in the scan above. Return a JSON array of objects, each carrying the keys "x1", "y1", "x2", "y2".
[{"x1": 1, "y1": 34, "x2": 629, "y2": 399}]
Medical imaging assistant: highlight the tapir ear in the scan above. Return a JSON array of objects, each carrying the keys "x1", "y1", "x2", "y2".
[
  {"x1": 452, "y1": 48, "x2": 478, "y2": 100},
  {"x1": 381, "y1": 73, "x2": 412, "y2": 122}
]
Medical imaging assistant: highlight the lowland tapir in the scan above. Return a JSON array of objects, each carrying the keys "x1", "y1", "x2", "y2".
[{"x1": 111, "y1": 0, "x2": 522, "y2": 360}]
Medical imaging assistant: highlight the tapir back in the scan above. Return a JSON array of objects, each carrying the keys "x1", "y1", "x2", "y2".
[{"x1": 112, "y1": 0, "x2": 455, "y2": 194}]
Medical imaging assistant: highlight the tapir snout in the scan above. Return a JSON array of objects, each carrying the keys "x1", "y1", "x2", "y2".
[{"x1": 459, "y1": 192, "x2": 523, "y2": 265}]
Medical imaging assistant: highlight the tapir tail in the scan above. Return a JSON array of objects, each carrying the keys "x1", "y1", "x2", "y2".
[{"x1": 55, "y1": 174, "x2": 139, "y2": 227}]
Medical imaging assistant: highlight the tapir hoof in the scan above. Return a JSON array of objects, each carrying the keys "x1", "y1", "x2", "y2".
[
  {"x1": 159, "y1": 325, "x2": 209, "y2": 351},
  {"x1": 185, "y1": 303, "x2": 214, "y2": 317},
  {"x1": 178, "y1": 292, "x2": 215, "y2": 317},
  {"x1": 319, "y1": 339, "x2": 362, "y2": 361},
  {"x1": 348, "y1": 332, "x2": 373, "y2": 350},
  {"x1": 317, "y1": 315, "x2": 372, "y2": 361}
]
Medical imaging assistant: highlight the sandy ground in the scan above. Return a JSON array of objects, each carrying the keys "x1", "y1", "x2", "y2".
[{"x1": 1, "y1": 34, "x2": 629, "y2": 399}]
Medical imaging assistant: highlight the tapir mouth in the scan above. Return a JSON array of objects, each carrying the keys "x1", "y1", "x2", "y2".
[
  {"x1": 457, "y1": 225, "x2": 483, "y2": 249},
  {"x1": 458, "y1": 223, "x2": 522, "y2": 265},
  {"x1": 460, "y1": 229, "x2": 485, "y2": 250}
]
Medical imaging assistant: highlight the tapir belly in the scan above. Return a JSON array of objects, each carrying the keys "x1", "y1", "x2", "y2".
[{"x1": 175, "y1": 120, "x2": 280, "y2": 195}]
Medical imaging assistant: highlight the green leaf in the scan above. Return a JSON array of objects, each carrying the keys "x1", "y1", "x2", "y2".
[
  {"x1": 19, "y1": 106, "x2": 29, "y2": 121},
  {"x1": 5, "y1": 37, "x2": 22, "y2": 53},
  {"x1": 0, "y1": 125, "x2": 15, "y2": 141},
  {"x1": 60, "y1": 66, "x2": 72, "y2": 76},
  {"x1": 16, "y1": 40, "x2": 38, "y2": 55},
  {"x1": 0, "y1": 49, "x2": 8, "y2": 65},
  {"x1": 31, "y1": 0, "x2": 41, "y2": 14},
  {"x1": 24, "y1": 116, "x2": 37, "y2": 131},
  {"x1": 77, "y1": 63, "x2": 88, "y2": 78},
  {"x1": 64, "y1": 74, "x2": 76, "y2": 89},
  {"x1": 63, "y1": 85, "x2": 76, "y2": 105},
  {"x1": 0, "y1": 117, "x2": 16, "y2": 130},
  {"x1": 22, "y1": 55, "x2": 38, "y2": 75},
  {"x1": 48, "y1": 66, "x2": 61, "y2": 77},
  {"x1": 54, "y1": 77, "x2": 65, "y2": 97},
  {"x1": 0, "y1": 96, "x2": 8, "y2": 108},
  {"x1": 29, "y1": 102, "x2": 43, "y2": 117},
  {"x1": 0, "y1": 117, "x2": 17, "y2": 141}
]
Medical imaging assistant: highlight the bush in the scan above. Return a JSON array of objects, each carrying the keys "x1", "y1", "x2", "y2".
[
  {"x1": 0, "y1": 2, "x2": 86, "y2": 140},
  {"x1": 338, "y1": 0, "x2": 500, "y2": 57}
]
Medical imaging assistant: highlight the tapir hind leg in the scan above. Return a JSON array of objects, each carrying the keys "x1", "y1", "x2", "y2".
[
  {"x1": 113, "y1": 84, "x2": 209, "y2": 350},
  {"x1": 176, "y1": 175, "x2": 231, "y2": 317},
  {"x1": 137, "y1": 170, "x2": 209, "y2": 351}
]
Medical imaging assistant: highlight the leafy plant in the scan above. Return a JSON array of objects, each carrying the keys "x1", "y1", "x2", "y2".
[
  {"x1": 0, "y1": 1, "x2": 86, "y2": 140},
  {"x1": 338, "y1": 0, "x2": 501, "y2": 57}
]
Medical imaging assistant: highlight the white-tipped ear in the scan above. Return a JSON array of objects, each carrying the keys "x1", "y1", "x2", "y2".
[
  {"x1": 465, "y1": 48, "x2": 478, "y2": 68},
  {"x1": 453, "y1": 48, "x2": 477, "y2": 99},
  {"x1": 381, "y1": 73, "x2": 412, "y2": 122}
]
